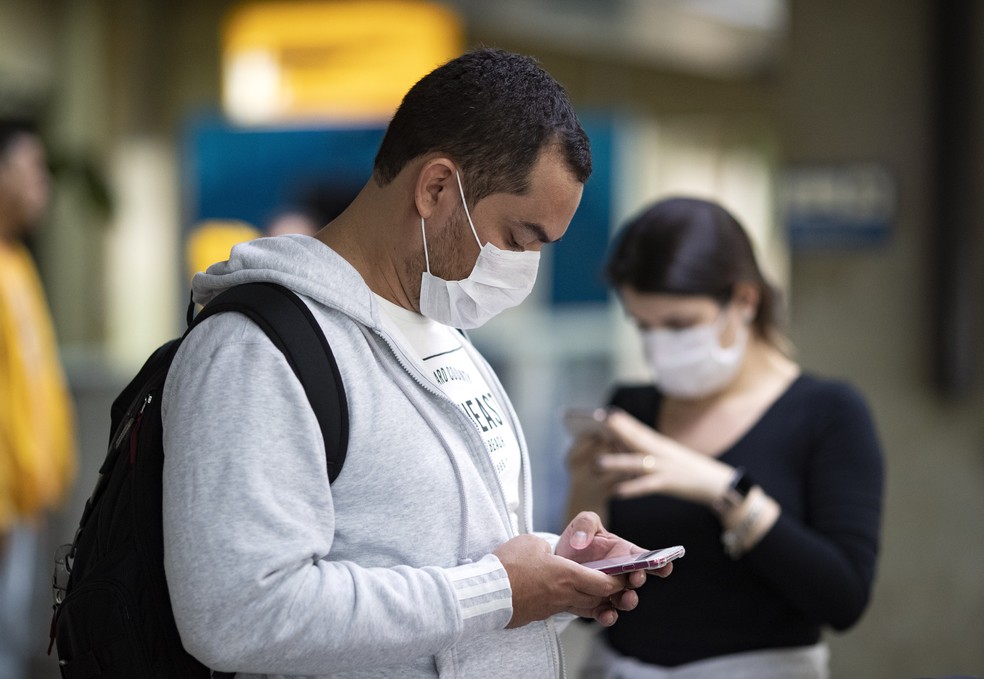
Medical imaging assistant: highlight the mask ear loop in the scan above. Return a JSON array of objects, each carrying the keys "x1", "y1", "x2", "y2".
[
  {"x1": 712, "y1": 304, "x2": 750, "y2": 359},
  {"x1": 454, "y1": 171, "x2": 483, "y2": 249},
  {"x1": 420, "y1": 216, "x2": 432, "y2": 274}
]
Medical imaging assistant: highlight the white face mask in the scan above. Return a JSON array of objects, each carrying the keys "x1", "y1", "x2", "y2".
[
  {"x1": 418, "y1": 171, "x2": 540, "y2": 329},
  {"x1": 642, "y1": 310, "x2": 749, "y2": 400}
]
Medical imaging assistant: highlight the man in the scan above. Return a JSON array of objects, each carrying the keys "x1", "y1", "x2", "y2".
[
  {"x1": 0, "y1": 119, "x2": 77, "y2": 679},
  {"x1": 162, "y1": 48, "x2": 669, "y2": 678}
]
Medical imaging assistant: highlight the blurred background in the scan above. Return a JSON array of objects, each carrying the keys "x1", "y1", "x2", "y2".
[{"x1": 2, "y1": 0, "x2": 982, "y2": 677}]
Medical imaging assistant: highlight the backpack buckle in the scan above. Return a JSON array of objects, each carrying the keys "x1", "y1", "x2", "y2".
[{"x1": 52, "y1": 543, "x2": 75, "y2": 606}]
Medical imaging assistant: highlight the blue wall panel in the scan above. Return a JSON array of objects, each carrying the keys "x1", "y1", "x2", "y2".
[
  {"x1": 184, "y1": 117, "x2": 385, "y2": 231},
  {"x1": 184, "y1": 112, "x2": 616, "y2": 308},
  {"x1": 548, "y1": 113, "x2": 614, "y2": 306}
]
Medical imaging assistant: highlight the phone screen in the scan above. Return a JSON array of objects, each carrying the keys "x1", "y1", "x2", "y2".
[
  {"x1": 563, "y1": 407, "x2": 610, "y2": 437},
  {"x1": 580, "y1": 545, "x2": 685, "y2": 574}
]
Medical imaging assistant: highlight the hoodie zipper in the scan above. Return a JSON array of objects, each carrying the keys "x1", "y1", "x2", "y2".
[
  {"x1": 547, "y1": 617, "x2": 568, "y2": 679},
  {"x1": 369, "y1": 326, "x2": 519, "y2": 536},
  {"x1": 371, "y1": 326, "x2": 566, "y2": 677},
  {"x1": 370, "y1": 326, "x2": 567, "y2": 676}
]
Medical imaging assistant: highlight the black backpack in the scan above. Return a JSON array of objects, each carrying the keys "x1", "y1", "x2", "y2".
[{"x1": 49, "y1": 282, "x2": 349, "y2": 679}]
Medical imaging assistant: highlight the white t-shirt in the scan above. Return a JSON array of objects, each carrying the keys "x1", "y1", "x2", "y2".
[{"x1": 374, "y1": 294, "x2": 523, "y2": 533}]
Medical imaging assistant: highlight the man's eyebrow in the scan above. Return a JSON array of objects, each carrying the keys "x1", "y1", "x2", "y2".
[{"x1": 520, "y1": 221, "x2": 556, "y2": 244}]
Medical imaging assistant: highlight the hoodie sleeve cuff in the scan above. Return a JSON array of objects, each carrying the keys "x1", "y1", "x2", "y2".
[{"x1": 446, "y1": 554, "x2": 513, "y2": 636}]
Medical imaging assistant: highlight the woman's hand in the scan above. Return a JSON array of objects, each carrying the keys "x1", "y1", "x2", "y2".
[
  {"x1": 597, "y1": 409, "x2": 735, "y2": 507},
  {"x1": 564, "y1": 432, "x2": 620, "y2": 524}
]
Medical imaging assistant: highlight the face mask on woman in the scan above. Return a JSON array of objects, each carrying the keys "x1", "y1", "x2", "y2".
[
  {"x1": 642, "y1": 309, "x2": 749, "y2": 399},
  {"x1": 418, "y1": 171, "x2": 540, "y2": 329}
]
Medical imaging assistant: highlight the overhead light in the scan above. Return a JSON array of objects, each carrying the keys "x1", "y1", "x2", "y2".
[{"x1": 222, "y1": 0, "x2": 463, "y2": 125}]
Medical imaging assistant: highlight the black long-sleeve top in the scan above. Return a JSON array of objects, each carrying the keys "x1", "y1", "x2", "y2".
[{"x1": 603, "y1": 374, "x2": 884, "y2": 667}]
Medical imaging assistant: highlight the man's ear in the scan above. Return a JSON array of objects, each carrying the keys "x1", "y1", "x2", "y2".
[{"x1": 414, "y1": 158, "x2": 456, "y2": 221}]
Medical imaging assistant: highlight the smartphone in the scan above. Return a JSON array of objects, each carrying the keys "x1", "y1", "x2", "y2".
[
  {"x1": 580, "y1": 545, "x2": 685, "y2": 575},
  {"x1": 563, "y1": 407, "x2": 611, "y2": 438}
]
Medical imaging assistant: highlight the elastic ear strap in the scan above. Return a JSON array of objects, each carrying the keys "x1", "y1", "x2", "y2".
[
  {"x1": 455, "y1": 171, "x2": 483, "y2": 248},
  {"x1": 420, "y1": 217, "x2": 431, "y2": 273}
]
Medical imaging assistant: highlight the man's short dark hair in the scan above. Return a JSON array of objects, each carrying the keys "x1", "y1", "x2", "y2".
[{"x1": 373, "y1": 48, "x2": 591, "y2": 204}]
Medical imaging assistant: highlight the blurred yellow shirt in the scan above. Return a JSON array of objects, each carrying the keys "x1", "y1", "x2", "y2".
[{"x1": 0, "y1": 241, "x2": 76, "y2": 531}]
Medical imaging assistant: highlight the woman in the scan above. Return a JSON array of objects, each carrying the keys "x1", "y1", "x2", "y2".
[{"x1": 566, "y1": 197, "x2": 883, "y2": 678}]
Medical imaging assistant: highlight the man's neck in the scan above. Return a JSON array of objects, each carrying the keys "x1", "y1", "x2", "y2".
[{"x1": 315, "y1": 180, "x2": 418, "y2": 312}]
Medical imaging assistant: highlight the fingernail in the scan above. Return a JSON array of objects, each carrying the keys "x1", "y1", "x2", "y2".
[{"x1": 571, "y1": 531, "x2": 589, "y2": 549}]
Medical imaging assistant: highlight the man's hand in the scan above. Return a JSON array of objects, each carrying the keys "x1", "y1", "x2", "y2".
[
  {"x1": 493, "y1": 534, "x2": 635, "y2": 628},
  {"x1": 493, "y1": 513, "x2": 673, "y2": 629},
  {"x1": 557, "y1": 511, "x2": 673, "y2": 621},
  {"x1": 557, "y1": 511, "x2": 674, "y2": 579}
]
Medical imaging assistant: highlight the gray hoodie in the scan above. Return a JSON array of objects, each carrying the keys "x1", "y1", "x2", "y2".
[{"x1": 161, "y1": 235, "x2": 566, "y2": 678}]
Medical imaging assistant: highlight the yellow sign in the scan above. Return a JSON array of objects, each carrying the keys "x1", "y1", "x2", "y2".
[
  {"x1": 222, "y1": 0, "x2": 463, "y2": 124},
  {"x1": 186, "y1": 220, "x2": 261, "y2": 280}
]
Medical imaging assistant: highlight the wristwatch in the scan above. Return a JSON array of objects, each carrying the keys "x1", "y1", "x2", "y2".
[{"x1": 713, "y1": 466, "x2": 755, "y2": 513}]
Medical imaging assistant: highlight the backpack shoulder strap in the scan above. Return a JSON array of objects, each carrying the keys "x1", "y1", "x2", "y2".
[{"x1": 189, "y1": 282, "x2": 349, "y2": 482}]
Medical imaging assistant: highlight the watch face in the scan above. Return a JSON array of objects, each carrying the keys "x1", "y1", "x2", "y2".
[
  {"x1": 734, "y1": 472, "x2": 754, "y2": 497},
  {"x1": 713, "y1": 468, "x2": 755, "y2": 514}
]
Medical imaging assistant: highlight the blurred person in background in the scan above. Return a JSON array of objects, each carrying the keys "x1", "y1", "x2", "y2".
[
  {"x1": 162, "y1": 48, "x2": 669, "y2": 679},
  {"x1": 264, "y1": 186, "x2": 363, "y2": 237},
  {"x1": 263, "y1": 207, "x2": 319, "y2": 237},
  {"x1": 0, "y1": 118, "x2": 77, "y2": 679},
  {"x1": 565, "y1": 197, "x2": 884, "y2": 679}
]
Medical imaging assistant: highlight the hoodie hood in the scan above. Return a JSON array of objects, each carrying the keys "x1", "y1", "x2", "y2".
[{"x1": 192, "y1": 234, "x2": 377, "y2": 328}]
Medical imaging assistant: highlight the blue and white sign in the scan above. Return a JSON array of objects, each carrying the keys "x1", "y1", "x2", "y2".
[{"x1": 781, "y1": 164, "x2": 896, "y2": 250}]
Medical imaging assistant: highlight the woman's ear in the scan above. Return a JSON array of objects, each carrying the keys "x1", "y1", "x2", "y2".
[
  {"x1": 732, "y1": 281, "x2": 761, "y2": 322},
  {"x1": 414, "y1": 158, "x2": 456, "y2": 221}
]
